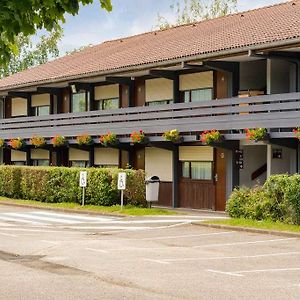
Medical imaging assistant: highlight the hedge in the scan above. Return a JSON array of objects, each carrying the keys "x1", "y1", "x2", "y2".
[
  {"x1": 227, "y1": 174, "x2": 300, "y2": 225},
  {"x1": 0, "y1": 166, "x2": 146, "y2": 207}
]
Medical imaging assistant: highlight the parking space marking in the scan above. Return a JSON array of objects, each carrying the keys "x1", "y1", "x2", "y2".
[
  {"x1": 208, "y1": 267, "x2": 300, "y2": 277},
  {"x1": 193, "y1": 237, "x2": 297, "y2": 249},
  {"x1": 143, "y1": 251, "x2": 300, "y2": 264},
  {"x1": 85, "y1": 248, "x2": 109, "y2": 254},
  {"x1": 0, "y1": 232, "x2": 18, "y2": 237}
]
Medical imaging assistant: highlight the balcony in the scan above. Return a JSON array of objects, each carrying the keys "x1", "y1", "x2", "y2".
[{"x1": 0, "y1": 92, "x2": 299, "y2": 141}]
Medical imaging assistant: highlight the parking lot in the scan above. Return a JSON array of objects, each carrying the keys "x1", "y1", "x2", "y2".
[{"x1": 0, "y1": 205, "x2": 300, "y2": 300}]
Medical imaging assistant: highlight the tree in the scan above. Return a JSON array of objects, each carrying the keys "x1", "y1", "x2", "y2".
[
  {"x1": 0, "y1": 27, "x2": 62, "y2": 78},
  {"x1": 0, "y1": 0, "x2": 112, "y2": 65},
  {"x1": 156, "y1": 0, "x2": 237, "y2": 30}
]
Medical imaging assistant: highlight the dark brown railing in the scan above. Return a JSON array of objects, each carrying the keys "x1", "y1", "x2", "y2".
[{"x1": 0, "y1": 92, "x2": 299, "y2": 139}]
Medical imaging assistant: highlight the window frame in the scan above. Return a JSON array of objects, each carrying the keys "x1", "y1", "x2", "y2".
[
  {"x1": 181, "y1": 87, "x2": 214, "y2": 103},
  {"x1": 70, "y1": 160, "x2": 89, "y2": 168},
  {"x1": 146, "y1": 99, "x2": 173, "y2": 106},
  {"x1": 33, "y1": 105, "x2": 50, "y2": 116},
  {"x1": 32, "y1": 159, "x2": 50, "y2": 166},
  {"x1": 71, "y1": 90, "x2": 90, "y2": 113},
  {"x1": 96, "y1": 97, "x2": 120, "y2": 111},
  {"x1": 180, "y1": 161, "x2": 214, "y2": 181}
]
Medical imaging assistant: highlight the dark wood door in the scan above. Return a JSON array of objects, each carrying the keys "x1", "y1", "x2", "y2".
[
  {"x1": 215, "y1": 71, "x2": 229, "y2": 99},
  {"x1": 134, "y1": 79, "x2": 145, "y2": 107},
  {"x1": 215, "y1": 148, "x2": 227, "y2": 211},
  {"x1": 133, "y1": 148, "x2": 145, "y2": 170},
  {"x1": 4, "y1": 98, "x2": 11, "y2": 118},
  {"x1": 61, "y1": 88, "x2": 71, "y2": 113},
  {"x1": 120, "y1": 85, "x2": 129, "y2": 108}
]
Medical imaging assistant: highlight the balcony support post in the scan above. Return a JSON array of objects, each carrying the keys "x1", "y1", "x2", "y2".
[
  {"x1": 172, "y1": 146, "x2": 179, "y2": 208},
  {"x1": 88, "y1": 146, "x2": 95, "y2": 167}
]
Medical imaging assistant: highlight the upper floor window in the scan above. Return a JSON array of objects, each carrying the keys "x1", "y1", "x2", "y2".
[
  {"x1": 72, "y1": 91, "x2": 89, "y2": 113},
  {"x1": 34, "y1": 105, "x2": 50, "y2": 116},
  {"x1": 182, "y1": 88, "x2": 213, "y2": 103},
  {"x1": 147, "y1": 99, "x2": 173, "y2": 106},
  {"x1": 97, "y1": 98, "x2": 119, "y2": 110}
]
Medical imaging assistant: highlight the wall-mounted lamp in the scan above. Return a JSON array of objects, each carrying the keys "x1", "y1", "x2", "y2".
[{"x1": 70, "y1": 84, "x2": 78, "y2": 94}]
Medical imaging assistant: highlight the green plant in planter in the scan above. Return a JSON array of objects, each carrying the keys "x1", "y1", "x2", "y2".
[
  {"x1": 30, "y1": 136, "x2": 46, "y2": 148},
  {"x1": 200, "y1": 130, "x2": 222, "y2": 145},
  {"x1": 162, "y1": 129, "x2": 182, "y2": 143},
  {"x1": 51, "y1": 135, "x2": 67, "y2": 147},
  {"x1": 99, "y1": 132, "x2": 118, "y2": 147},
  {"x1": 77, "y1": 134, "x2": 93, "y2": 146},
  {"x1": 8, "y1": 138, "x2": 25, "y2": 150},
  {"x1": 245, "y1": 128, "x2": 268, "y2": 141}
]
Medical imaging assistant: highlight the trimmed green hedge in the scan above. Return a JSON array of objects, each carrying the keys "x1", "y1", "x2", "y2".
[
  {"x1": 227, "y1": 174, "x2": 300, "y2": 225},
  {"x1": 0, "y1": 166, "x2": 146, "y2": 207}
]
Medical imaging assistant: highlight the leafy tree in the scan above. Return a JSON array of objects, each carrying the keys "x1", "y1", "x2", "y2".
[
  {"x1": 0, "y1": 27, "x2": 62, "y2": 78},
  {"x1": 156, "y1": 0, "x2": 237, "y2": 30},
  {"x1": 0, "y1": 0, "x2": 112, "y2": 65}
]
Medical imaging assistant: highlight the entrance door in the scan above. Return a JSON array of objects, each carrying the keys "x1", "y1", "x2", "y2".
[
  {"x1": 215, "y1": 148, "x2": 227, "y2": 211},
  {"x1": 133, "y1": 148, "x2": 145, "y2": 170}
]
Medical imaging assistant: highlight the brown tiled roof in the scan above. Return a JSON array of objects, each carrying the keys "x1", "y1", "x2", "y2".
[{"x1": 1, "y1": 0, "x2": 300, "y2": 91}]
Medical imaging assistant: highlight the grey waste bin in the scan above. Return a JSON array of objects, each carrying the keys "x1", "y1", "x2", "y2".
[{"x1": 145, "y1": 176, "x2": 160, "y2": 203}]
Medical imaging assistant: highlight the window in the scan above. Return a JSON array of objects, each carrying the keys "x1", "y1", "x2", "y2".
[
  {"x1": 34, "y1": 106, "x2": 50, "y2": 116},
  {"x1": 97, "y1": 98, "x2": 119, "y2": 110},
  {"x1": 72, "y1": 91, "x2": 89, "y2": 113},
  {"x1": 95, "y1": 164, "x2": 118, "y2": 169},
  {"x1": 70, "y1": 161, "x2": 88, "y2": 168},
  {"x1": 147, "y1": 100, "x2": 173, "y2": 106},
  {"x1": 182, "y1": 88, "x2": 213, "y2": 103},
  {"x1": 12, "y1": 161, "x2": 25, "y2": 166},
  {"x1": 181, "y1": 161, "x2": 213, "y2": 180},
  {"x1": 32, "y1": 159, "x2": 49, "y2": 166}
]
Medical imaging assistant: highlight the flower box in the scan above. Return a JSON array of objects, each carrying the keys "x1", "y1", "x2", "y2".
[
  {"x1": 293, "y1": 128, "x2": 300, "y2": 140},
  {"x1": 77, "y1": 134, "x2": 93, "y2": 146},
  {"x1": 0, "y1": 139, "x2": 5, "y2": 148},
  {"x1": 130, "y1": 130, "x2": 147, "y2": 145},
  {"x1": 200, "y1": 130, "x2": 223, "y2": 145},
  {"x1": 162, "y1": 129, "x2": 183, "y2": 143},
  {"x1": 30, "y1": 136, "x2": 46, "y2": 148},
  {"x1": 51, "y1": 135, "x2": 67, "y2": 147},
  {"x1": 9, "y1": 138, "x2": 25, "y2": 150},
  {"x1": 99, "y1": 132, "x2": 118, "y2": 147},
  {"x1": 245, "y1": 128, "x2": 268, "y2": 142}
]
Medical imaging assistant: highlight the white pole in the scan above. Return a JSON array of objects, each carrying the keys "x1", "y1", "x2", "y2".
[
  {"x1": 121, "y1": 190, "x2": 124, "y2": 211},
  {"x1": 82, "y1": 187, "x2": 85, "y2": 206}
]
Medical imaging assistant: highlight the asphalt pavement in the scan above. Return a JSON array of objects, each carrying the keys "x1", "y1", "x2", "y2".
[{"x1": 0, "y1": 204, "x2": 300, "y2": 300}]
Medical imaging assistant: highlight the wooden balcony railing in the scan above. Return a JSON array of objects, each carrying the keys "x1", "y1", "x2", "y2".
[{"x1": 0, "y1": 92, "x2": 299, "y2": 140}]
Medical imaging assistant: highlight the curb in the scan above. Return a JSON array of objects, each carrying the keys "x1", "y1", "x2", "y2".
[
  {"x1": 0, "y1": 201, "x2": 126, "y2": 218},
  {"x1": 192, "y1": 221, "x2": 300, "y2": 238}
]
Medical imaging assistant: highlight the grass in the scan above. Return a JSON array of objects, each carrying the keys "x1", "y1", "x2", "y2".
[
  {"x1": 203, "y1": 218, "x2": 300, "y2": 233},
  {"x1": 0, "y1": 197, "x2": 177, "y2": 216}
]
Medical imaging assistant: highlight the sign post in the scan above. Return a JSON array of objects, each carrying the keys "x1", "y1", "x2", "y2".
[
  {"x1": 79, "y1": 171, "x2": 87, "y2": 206},
  {"x1": 117, "y1": 172, "x2": 126, "y2": 210}
]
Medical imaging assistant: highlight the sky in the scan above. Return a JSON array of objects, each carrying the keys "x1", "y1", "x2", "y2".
[{"x1": 58, "y1": 0, "x2": 286, "y2": 54}]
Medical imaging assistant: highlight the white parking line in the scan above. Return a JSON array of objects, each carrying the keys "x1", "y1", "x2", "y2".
[
  {"x1": 193, "y1": 237, "x2": 297, "y2": 249},
  {"x1": 85, "y1": 248, "x2": 109, "y2": 254},
  {"x1": 4, "y1": 213, "x2": 77, "y2": 224},
  {"x1": 207, "y1": 267, "x2": 300, "y2": 277},
  {"x1": 0, "y1": 215, "x2": 46, "y2": 225},
  {"x1": 143, "y1": 251, "x2": 300, "y2": 264},
  {"x1": 0, "y1": 232, "x2": 18, "y2": 237}
]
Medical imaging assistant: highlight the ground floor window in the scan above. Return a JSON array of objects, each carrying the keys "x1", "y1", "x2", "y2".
[
  {"x1": 70, "y1": 161, "x2": 88, "y2": 168},
  {"x1": 95, "y1": 164, "x2": 118, "y2": 168},
  {"x1": 33, "y1": 105, "x2": 50, "y2": 116},
  {"x1": 32, "y1": 159, "x2": 49, "y2": 166},
  {"x1": 12, "y1": 161, "x2": 26, "y2": 166},
  {"x1": 181, "y1": 161, "x2": 213, "y2": 180}
]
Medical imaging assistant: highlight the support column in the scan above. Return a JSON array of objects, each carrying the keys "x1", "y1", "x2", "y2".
[
  {"x1": 172, "y1": 146, "x2": 179, "y2": 208},
  {"x1": 267, "y1": 144, "x2": 272, "y2": 178},
  {"x1": 88, "y1": 147, "x2": 95, "y2": 167},
  {"x1": 173, "y1": 75, "x2": 180, "y2": 104},
  {"x1": 128, "y1": 82, "x2": 135, "y2": 107},
  {"x1": 27, "y1": 95, "x2": 32, "y2": 116},
  {"x1": 89, "y1": 86, "x2": 95, "y2": 111},
  {"x1": 26, "y1": 148, "x2": 31, "y2": 166}
]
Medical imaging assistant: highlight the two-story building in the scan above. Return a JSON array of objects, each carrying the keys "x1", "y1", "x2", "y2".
[{"x1": 0, "y1": 0, "x2": 299, "y2": 211}]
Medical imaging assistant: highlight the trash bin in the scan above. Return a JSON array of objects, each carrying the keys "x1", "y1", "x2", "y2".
[{"x1": 145, "y1": 176, "x2": 160, "y2": 203}]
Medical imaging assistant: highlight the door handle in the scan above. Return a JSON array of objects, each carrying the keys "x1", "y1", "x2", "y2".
[{"x1": 214, "y1": 174, "x2": 218, "y2": 182}]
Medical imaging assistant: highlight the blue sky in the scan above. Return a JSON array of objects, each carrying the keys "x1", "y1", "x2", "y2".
[{"x1": 59, "y1": 0, "x2": 285, "y2": 54}]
